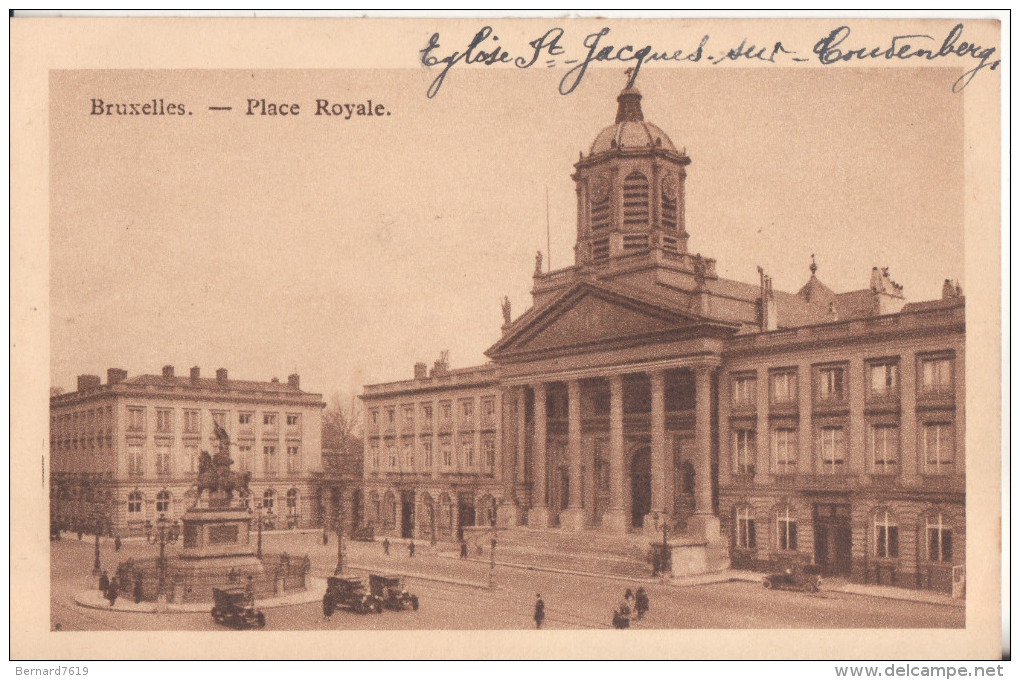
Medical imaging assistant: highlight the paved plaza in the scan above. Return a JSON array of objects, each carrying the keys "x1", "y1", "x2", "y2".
[{"x1": 51, "y1": 531, "x2": 964, "y2": 632}]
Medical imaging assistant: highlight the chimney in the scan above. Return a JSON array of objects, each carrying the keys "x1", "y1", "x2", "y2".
[
  {"x1": 190, "y1": 366, "x2": 200, "y2": 381},
  {"x1": 288, "y1": 373, "x2": 300, "y2": 389},
  {"x1": 162, "y1": 365, "x2": 175, "y2": 378},
  {"x1": 216, "y1": 368, "x2": 228, "y2": 383},
  {"x1": 413, "y1": 362, "x2": 428, "y2": 380},
  {"x1": 77, "y1": 374, "x2": 101, "y2": 392},
  {"x1": 107, "y1": 368, "x2": 127, "y2": 384}
]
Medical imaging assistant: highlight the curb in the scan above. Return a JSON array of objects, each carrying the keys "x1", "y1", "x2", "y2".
[
  {"x1": 337, "y1": 564, "x2": 490, "y2": 590},
  {"x1": 838, "y1": 583, "x2": 965, "y2": 609},
  {"x1": 73, "y1": 576, "x2": 327, "y2": 614}
]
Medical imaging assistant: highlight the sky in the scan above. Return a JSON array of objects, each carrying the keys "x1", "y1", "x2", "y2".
[{"x1": 49, "y1": 66, "x2": 965, "y2": 399}]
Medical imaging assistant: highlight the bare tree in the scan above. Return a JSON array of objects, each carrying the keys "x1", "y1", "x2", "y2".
[{"x1": 322, "y1": 392, "x2": 363, "y2": 476}]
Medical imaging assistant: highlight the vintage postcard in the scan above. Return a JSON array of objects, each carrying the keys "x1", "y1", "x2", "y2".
[{"x1": 10, "y1": 15, "x2": 1003, "y2": 660}]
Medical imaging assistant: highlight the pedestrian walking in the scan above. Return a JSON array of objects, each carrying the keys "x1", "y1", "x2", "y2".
[
  {"x1": 245, "y1": 575, "x2": 256, "y2": 607},
  {"x1": 105, "y1": 577, "x2": 119, "y2": 607},
  {"x1": 408, "y1": 540, "x2": 416, "y2": 558},
  {"x1": 460, "y1": 541, "x2": 468, "y2": 559},
  {"x1": 114, "y1": 534, "x2": 122, "y2": 552},
  {"x1": 613, "y1": 594, "x2": 631, "y2": 629},
  {"x1": 77, "y1": 530, "x2": 83, "y2": 541},
  {"x1": 533, "y1": 593, "x2": 545, "y2": 629},
  {"x1": 133, "y1": 576, "x2": 144, "y2": 604},
  {"x1": 635, "y1": 587, "x2": 649, "y2": 620},
  {"x1": 383, "y1": 538, "x2": 390, "y2": 555},
  {"x1": 98, "y1": 570, "x2": 109, "y2": 593},
  {"x1": 322, "y1": 530, "x2": 329, "y2": 545}
]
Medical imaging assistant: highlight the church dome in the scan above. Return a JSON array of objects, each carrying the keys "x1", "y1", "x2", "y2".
[{"x1": 588, "y1": 86, "x2": 681, "y2": 156}]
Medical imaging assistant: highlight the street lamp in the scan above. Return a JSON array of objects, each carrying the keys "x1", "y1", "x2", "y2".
[
  {"x1": 488, "y1": 529, "x2": 497, "y2": 589},
  {"x1": 249, "y1": 501, "x2": 265, "y2": 559},
  {"x1": 334, "y1": 490, "x2": 345, "y2": 575},
  {"x1": 91, "y1": 514, "x2": 106, "y2": 576},
  {"x1": 145, "y1": 514, "x2": 181, "y2": 598}
]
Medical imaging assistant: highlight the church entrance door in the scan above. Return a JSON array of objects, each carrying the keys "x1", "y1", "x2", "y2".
[{"x1": 631, "y1": 447, "x2": 651, "y2": 528}]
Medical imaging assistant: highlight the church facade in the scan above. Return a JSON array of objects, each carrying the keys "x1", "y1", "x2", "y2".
[{"x1": 360, "y1": 85, "x2": 965, "y2": 591}]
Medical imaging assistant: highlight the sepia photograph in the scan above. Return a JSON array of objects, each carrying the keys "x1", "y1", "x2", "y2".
[{"x1": 10, "y1": 14, "x2": 1004, "y2": 662}]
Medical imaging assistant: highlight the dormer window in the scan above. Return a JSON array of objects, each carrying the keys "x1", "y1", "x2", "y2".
[{"x1": 622, "y1": 171, "x2": 650, "y2": 227}]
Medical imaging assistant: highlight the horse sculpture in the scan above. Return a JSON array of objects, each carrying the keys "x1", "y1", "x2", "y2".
[{"x1": 195, "y1": 423, "x2": 251, "y2": 503}]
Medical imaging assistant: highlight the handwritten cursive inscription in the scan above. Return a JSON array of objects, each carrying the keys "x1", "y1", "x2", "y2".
[{"x1": 420, "y1": 23, "x2": 999, "y2": 98}]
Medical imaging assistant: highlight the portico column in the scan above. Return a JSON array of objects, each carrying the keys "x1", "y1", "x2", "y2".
[
  {"x1": 561, "y1": 380, "x2": 585, "y2": 530},
  {"x1": 528, "y1": 383, "x2": 550, "y2": 528},
  {"x1": 689, "y1": 366, "x2": 722, "y2": 544},
  {"x1": 602, "y1": 374, "x2": 628, "y2": 532},
  {"x1": 516, "y1": 387, "x2": 527, "y2": 487},
  {"x1": 646, "y1": 370, "x2": 667, "y2": 533}
]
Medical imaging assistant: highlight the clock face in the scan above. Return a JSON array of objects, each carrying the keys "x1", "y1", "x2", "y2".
[
  {"x1": 661, "y1": 175, "x2": 678, "y2": 201},
  {"x1": 590, "y1": 176, "x2": 609, "y2": 203}
]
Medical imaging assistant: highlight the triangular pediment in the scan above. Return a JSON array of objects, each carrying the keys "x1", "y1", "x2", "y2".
[{"x1": 488, "y1": 281, "x2": 731, "y2": 359}]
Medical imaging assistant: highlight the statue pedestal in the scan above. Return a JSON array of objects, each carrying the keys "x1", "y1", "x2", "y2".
[{"x1": 180, "y1": 505, "x2": 255, "y2": 560}]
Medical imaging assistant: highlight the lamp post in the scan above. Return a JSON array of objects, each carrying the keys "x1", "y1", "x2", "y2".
[
  {"x1": 145, "y1": 514, "x2": 181, "y2": 598},
  {"x1": 251, "y1": 501, "x2": 264, "y2": 559},
  {"x1": 334, "y1": 489, "x2": 345, "y2": 575},
  {"x1": 91, "y1": 516, "x2": 104, "y2": 576},
  {"x1": 488, "y1": 529, "x2": 497, "y2": 589}
]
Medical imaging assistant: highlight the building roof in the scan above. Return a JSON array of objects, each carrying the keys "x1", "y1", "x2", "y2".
[
  {"x1": 123, "y1": 374, "x2": 302, "y2": 394},
  {"x1": 588, "y1": 85, "x2": 681, "y2": 156}
]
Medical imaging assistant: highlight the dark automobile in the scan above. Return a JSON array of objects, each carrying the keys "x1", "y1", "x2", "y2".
[
  {"x1": 211, "y1": 587, "x2": 266, "y2": 629},
  {"x1": 323, "y1": 576, "x2": 383, "y2": 615},
  {"x1": 369, "y1": 573, "x2": 419, "y2": 611},
  {"x1": 763, "y1": 563, "x2": 822, "y2": 593}
]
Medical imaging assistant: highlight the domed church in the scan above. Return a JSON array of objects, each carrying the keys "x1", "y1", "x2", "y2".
[{"x1": 360, "y1": 83, "x2": 965, "y2": 590}]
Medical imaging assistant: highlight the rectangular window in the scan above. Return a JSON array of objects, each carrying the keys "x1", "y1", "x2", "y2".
[
  {"x1": 286, "y1": 413, "x2": 300, "y2": 427},
  {"x1": 263, "y1": 445, "x2": 277, "y2": 475},
  {"x1": 732, "y1": 374, "x2": 757, "y2": 406},
  {"x1": 483, "y1": 399, "x2": 496, "y2": 419},
  {"x1": 440, "y1": 403, "x2": 452, "y2": 422},
  {"x1": 403, "y1": 441, "x2": 414, "y2": 470},
  {"x1": 370, "y1": 410, "x2": 379, "y2": 426},
  {"x1": 421, "y1": 404, "x2": 433, "y2": 421},
  {"x1": 732, "y1": 429, "x2": 756, "y2": 476},
  {"x1": 736, "y1": 507, "x2": 756, "y2": 549},
  {"x1": 920, "y1": 357, "x2": 954, "y2": 395},
  {"x1": 460, "y1": 400, "x2": 474, "y2": 426},
  {"x1": 286, "y1": 445, "x2": 300, "y2": 473},
  {"x1": 155, "y1": 445, "x2": 172, "y2": 476},
  {"x1": 237, "y1": 444, "x2": 252, "y2": 472},
  {"x1": 922, "y1": 423, "x2": 954, "y2": 473},
  {"x1": 386, "y1": 408, "x2": 395, "y2": 425},
  {"x1": 184, "y1": 409, "x2": 200, "y2": 433},
  {"x1": 772, "y1": 427, "x2": 798, "y2": 472},
  {"x1": 777, "y1": 509, "x2": 798, "y2": 551},
  {"x1": 387, "y1": 442, "x2": 397, "y2": 468},
  {"x1": 819, "y1": 426, "x2": 846, "y2": 473},
  {"x1": 869, "y1": 361, "x2": 899, "y2": 397},
  {"x1": 421, "y1": 440, "x2": 433, "y2": 468},
  {"x1": 127, "y1": 407, "x2": 145, "y2": 432},
  {"x1": 263, "y1": 413, "x2": 277, "y2": 427},
  {"x1": 926, "y1": 515, "x2": 953, "y2": 562},
  {"x1": 238, "y1": 412, "x2": 253, "y2": 426},
  {"x1": 441, "y1": 444, "x2": 453, "y2": 468},
  {"x1": 462, "y1": 442, "x2": 474, "y2": 468},
  {"x1": 875, "y1": 510, "x2": 900, "y2": 558},
  {"x1": 817, "y1": 366, "x2": 845, "y2": 402},
  {"x1": 871, "y1": 424, "x2": 900, "y2": 472},
  {"x1": 402, "y1": 406, "x2": 414, "y2": 428},
  {"x1": 211, "y1": 411, "x2": 227, "y2": 429},
  {"x1": 370, "y1": 443, "x2": 380, "y2": 469},
  {"x1": 127, "y1": 494, "x2": 143, "y2": 514},
  {"x1": 128, "y1": 444, "x2": 144, "y2": 476},
  {"x1": 770, "y1": 370, "x2": 797, "y2": 404},
  {"x1": 483, "y1": 440, "x2": 496, "y2": 472}
]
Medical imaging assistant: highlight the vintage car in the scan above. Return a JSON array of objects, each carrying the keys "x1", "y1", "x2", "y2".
[
  {"x1": 211, "y1": 587, "x2": 266, "y2": 629},
  {"x1": 323, "y1": 576, "x2": 383, "y2": 615},
  {"x1": 762, "y1": 563, "x2": 823, "y2": 593},
  {"x1": 369, "y1": 573, "x2": 420, "y2": 611}
]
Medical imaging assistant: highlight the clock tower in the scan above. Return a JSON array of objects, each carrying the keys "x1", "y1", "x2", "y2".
[{"x1": 572, "y1": 84, "x2": 692, "y2": 267}]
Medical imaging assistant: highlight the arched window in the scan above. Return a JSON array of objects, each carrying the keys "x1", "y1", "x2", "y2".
[
  {"x1": 590, "y1": 177, "x2": 612, "y2": 231},
  {"x1": 438, "y1": 493, "x2": 452, "y2": 530},
  {"x1": 155, "y1": 489, "x2": 172, "y2": 515},
  {"x1": 127, "y1": 491, "x2": 144, "y2": 515},
  {"x1": 925, "y1": 511, "x2": 953, "y2": 563},
  {"x1": 263, "y1": 489, "x2": 275, "y2": 514},
  {"x1": 735, "y1": 505, "x2": 756, "y2": 549},
  {"x1": 776, "y1": 505, "x2": 798, "y2": 551},
  {"x1": 622, "y1": 171, "x2": 650, "y2": 227},
  {"x1": 383, "y1": 490, "x2": 396, "y2": 528},
  {"x1": 874, "y1": 508, "x2": 899, "y2": 558},
  {"x1": 286, "y1": 488, "x2": 299, "y2": 516}
]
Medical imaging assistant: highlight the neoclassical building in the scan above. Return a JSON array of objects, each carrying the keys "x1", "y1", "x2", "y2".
[
  {"x1": 361, "y1": 85, "x2": 965, "y2": 590},
  {"x1": 50, "y1": 365, "x2": 325, "y2": 535}
]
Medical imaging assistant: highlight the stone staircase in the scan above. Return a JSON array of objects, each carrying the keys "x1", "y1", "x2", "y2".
[{"x1": 461, "y1": 527, "x2": 656, "y2": 579}]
